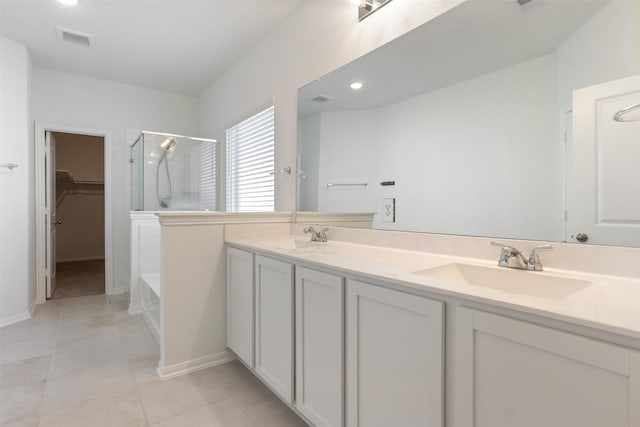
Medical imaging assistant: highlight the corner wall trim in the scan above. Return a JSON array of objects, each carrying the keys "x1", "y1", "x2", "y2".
[
  {"x1": 156, "y1": 351, "x2": 235, "y2": 379},
  {"x1": 156, "y1": 211, "x2": 293, "y2": 227},
  {"x1": 28, "y1": 299, "x2": 36, "y2": 317}
]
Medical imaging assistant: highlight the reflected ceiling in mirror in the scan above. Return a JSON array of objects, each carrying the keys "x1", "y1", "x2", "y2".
[
  {"x1": 296, "y1": 0, "x2": 640, "y2": 247},
  {"x1": 358, "y1": 0, "x2": 394, "y2": 21}
]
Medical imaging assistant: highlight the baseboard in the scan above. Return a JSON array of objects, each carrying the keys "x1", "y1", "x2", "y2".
[
  {"x1": 156, "y1": 351, "x2": 235, "y2": 379},
  {"x1": 56, "y1": 256, "x2": 105, "y2": 263},
  {"x1": 108, "y1": 288, "x2": 126, "y2": 296},
  {"x1": 0, "y1": 310, "x2": 32, "y2": 328},
  {"x1": 128, "y1": 305, "x2": 143, "y2": 315},
  {"x1": 142, "y1": 310, "x2": 160, "y2": 345}
]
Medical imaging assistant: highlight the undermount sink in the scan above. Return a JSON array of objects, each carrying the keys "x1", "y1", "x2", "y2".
[
  {"x1": 262, "y1": 239, "x2": 327, "y2": 250},
  {"x1": 412, "y1": 263, "x2": 592, "y2": 299}
]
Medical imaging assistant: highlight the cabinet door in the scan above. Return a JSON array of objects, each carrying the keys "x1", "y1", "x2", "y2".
[
  {"x1": 296, "y1": 267, "x2": 344, "y2": 427},
  {"x1": 226, "y1": 247, "x2": 254, "y2": 367},
  {"x1": 346, "y1": 280, "x2": 444, "y2": 427},
  {"x1": 255, "y1": 255, "x2": 294, "y2": 402},
  {"x1": 455, "y1": 307, "x2": 640, "y2": 427}
]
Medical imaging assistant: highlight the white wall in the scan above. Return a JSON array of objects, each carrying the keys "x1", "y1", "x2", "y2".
[
  {"x1": 316, "y1": 109, "x2": 380, "y2": 214},
  {"x1": 33, "y1": 68, "x2": 200, "y2": 293},
  {"x1": 0, "y1": 36, "x2": 34, "y2": 326},
  {"x1": 303, "y1": 54, "x2": 559, "y2": 241},
  {"x1": 198, "y1": 0, "x2": 464, "y2": 211},
  {"x1": 556, "y1": 0, "x2": 640, "y2": 113}
]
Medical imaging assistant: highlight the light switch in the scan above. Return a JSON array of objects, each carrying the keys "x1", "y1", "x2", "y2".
[{"x1": 382, "y1": 198, "x2": 395, "y2": 223}]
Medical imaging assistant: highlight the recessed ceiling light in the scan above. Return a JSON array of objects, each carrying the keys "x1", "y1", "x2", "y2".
[
  {"x1": 58, "y1": 0, "x2": 78, "y2": 6},
  {"x1": 350, "y1": 82, "x2": 363, "y2": 90}
]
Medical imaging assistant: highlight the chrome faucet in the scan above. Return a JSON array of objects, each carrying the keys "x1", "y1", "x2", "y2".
[
  {"x1": 491, "y1": 241, "x2": 553, "y2": 271},
  {"x1": 303, "y1": 226, "x2": 329, "y2": 242}
]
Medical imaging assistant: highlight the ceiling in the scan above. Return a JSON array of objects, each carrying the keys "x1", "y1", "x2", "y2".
[
  {"x1": 0, "y1": 0, "x2": 302, "y2": 96},
  {"x1": 298, "y1": 0, "x2": 610, "y2": 117}
]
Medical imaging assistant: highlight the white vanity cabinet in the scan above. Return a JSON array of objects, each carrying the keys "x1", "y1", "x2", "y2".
[
  {"x1": 226, "y1": 247, "x2": 254, "y2": 367},
  {"x1": 455, "y1": 307, "x2": 640, "y2": 427},
  {"x1": 254, "y1": 255, "x2": 295, "y2": 403},
  {"x1": 346, "y1": 279, "x2": 445, "y2": 427},
  {"x1": 295, "y1": 267, "x2": 344, "y2": 427}
]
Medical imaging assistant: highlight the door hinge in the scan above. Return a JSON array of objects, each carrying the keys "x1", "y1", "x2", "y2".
[{"x1": 564, "y1": 210, "x2": 568, "y2": 221}]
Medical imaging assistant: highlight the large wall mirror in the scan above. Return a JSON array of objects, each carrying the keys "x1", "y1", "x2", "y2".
[{"x1": 296, "y1": 0, "x2": 640, "y2": 247}]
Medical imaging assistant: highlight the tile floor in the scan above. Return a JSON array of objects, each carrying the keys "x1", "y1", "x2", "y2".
[
  {"x1": 52, "y1": 260, "x2": 105, "y2": 300},
  {"x1": 0, "y1": 294, "x2": 307, "y2": 427}
]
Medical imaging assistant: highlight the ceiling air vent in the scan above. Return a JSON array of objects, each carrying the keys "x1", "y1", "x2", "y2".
[
  {"x1": 312, "y1": 95, "x2": 332, "y2": 103},
  {"x1": 514, "y1": 0, "x2": 543, "y2": 11},
  {"x1": 55, "y1": 26, "x2": 95, "y2": 46}
]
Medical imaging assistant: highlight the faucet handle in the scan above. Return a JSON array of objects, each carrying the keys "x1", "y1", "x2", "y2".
[
  {"x1": 491, "y1": 241, "x2": 527, "y2": 267},
  {"x1": 303, "y1": 226, "x2": 315, "y2": 234},
  {"x1": 490, "y1": 240, "x2": 521, "y2": 255},
  {"x1": 527, "y1": 244, "x2": 553, "y2": 271},
  {"x1": 317, "y1": 228, "x2": 329, "y2": 242},
  {"x1": 491, "y1": 241, "x2": 516, "y2": 267}
]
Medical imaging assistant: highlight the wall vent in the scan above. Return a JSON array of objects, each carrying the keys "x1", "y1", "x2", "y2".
[
  {"x1": 55, "y1": 26, "x2": 95, "y2": 46},
  {"x1": 312, "y1": 95, "x2": 332, "y2": 103}
]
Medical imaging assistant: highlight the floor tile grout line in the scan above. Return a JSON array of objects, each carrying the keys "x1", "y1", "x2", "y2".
[
  {"x1": 4, "y1": 298, "x2": 305, "y2": 427},
  {"x1": 133, "y1": 390, "x2": 152, "y2": 427},
  {"x1": 228, "y1": 392, "x2": 260, "y2": 427},
  {"x1": 36, "y1": 296, "x2": 64, "y2": 425},
  {"x1": 37, "y1": 295, "x2": 130, "y2": 420}
]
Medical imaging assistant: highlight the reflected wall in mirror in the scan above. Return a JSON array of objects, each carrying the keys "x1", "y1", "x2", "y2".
[{"x1": 296, "y1": 0, "x2": 640, "y2": 247}]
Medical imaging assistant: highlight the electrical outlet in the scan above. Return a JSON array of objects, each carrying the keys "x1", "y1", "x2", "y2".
[{"x1": 382, "y1": 198, "x2": 395, "y2": 223}]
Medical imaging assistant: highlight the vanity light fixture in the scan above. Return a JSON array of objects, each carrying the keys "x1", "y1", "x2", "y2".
[
  {"x1": 58, "y1": 0, "x2": 79, "y2": 5},
  {"x1": 358, "y1": 0, "x2": 393, "y2": 21},
  {"x1": 350, "y1": 82, "x2": 363, "y2": 90}
]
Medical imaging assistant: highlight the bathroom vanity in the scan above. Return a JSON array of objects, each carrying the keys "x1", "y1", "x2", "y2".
[{"x1": 226, "y1": 233, "x2": 640, "y2": 427}]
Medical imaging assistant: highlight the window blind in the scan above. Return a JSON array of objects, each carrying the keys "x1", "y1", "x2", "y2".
[
  {"x1": 226, "y1": 106, "x2": 275, "y2": 212},
  {"x1": 197, "y1": 141, "x2": 217, "y2": 210}
]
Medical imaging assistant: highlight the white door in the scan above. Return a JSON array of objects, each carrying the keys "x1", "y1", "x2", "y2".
[
  {"x1": 455, "y1": 307, "x2": 640, "y2": 427},
  {"x1": 346, "y1": 280, "x2": 444, "y2": 427},
  {"x1": 254, "y1": 255, "x2": 294, "y2": 403},
  {"x1": 226, "y1": 247, "x2": 254, "y2": 367},
  {"x1": 45, "y1": 131, "x2": 57, "y2": 298},
  {"x1": 295, "y1": 267, "x2": 344, "y2": 427},
  {"x1": 569, "y1": 74, "x2": 640, "y2": 246}
]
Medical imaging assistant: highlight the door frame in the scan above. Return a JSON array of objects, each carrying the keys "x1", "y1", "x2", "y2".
[{"x1": 35, "y1": 123, "x2": 113, "y2": 303}]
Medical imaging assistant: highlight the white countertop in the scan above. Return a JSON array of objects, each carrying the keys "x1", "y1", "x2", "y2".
[{"x1": 226, "y1": 236, "x2": 640, "y2": 341}]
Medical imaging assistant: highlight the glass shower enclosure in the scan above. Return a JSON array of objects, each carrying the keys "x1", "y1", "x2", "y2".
[{"x1": 130, "y1": 131, "x2": 218, "y2": 211}]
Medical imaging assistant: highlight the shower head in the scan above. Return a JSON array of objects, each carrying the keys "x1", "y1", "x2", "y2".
[{"x1": 160, "y1": 138, "x2": 177, "y2": 152}]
